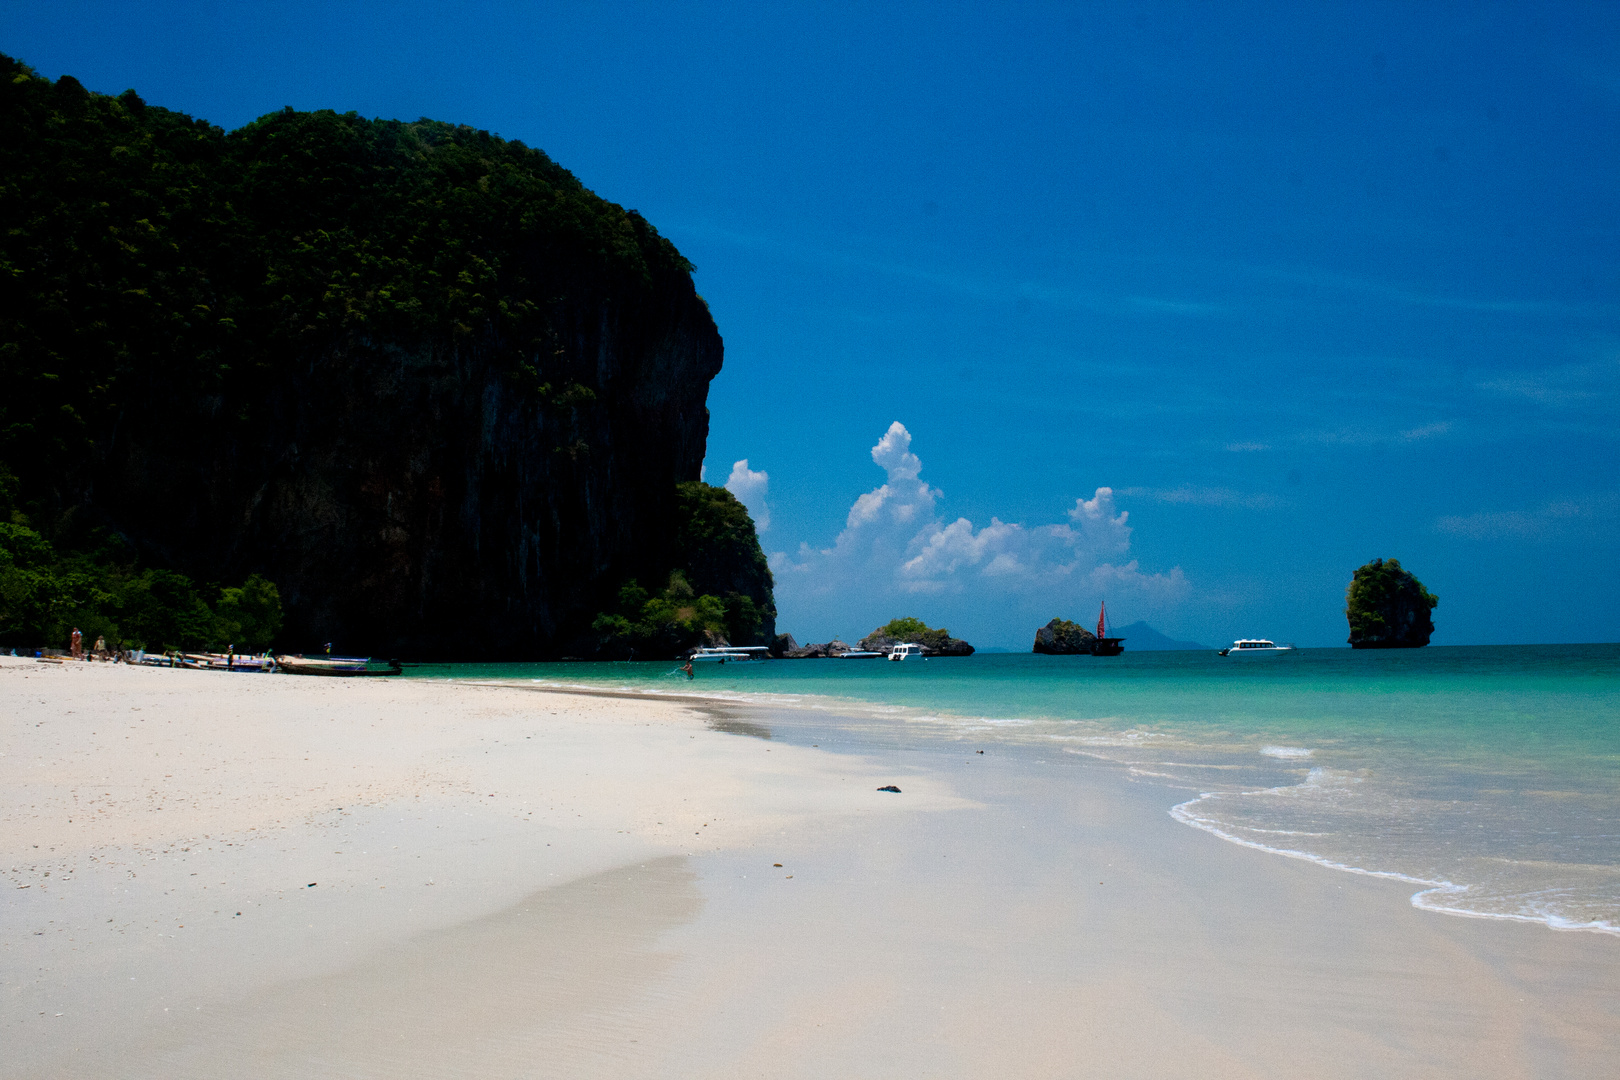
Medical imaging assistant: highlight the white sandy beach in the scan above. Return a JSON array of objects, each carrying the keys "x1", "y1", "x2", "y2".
[{"x1": 3, "y1": 655, "x2": 1617, "y2": 1078}]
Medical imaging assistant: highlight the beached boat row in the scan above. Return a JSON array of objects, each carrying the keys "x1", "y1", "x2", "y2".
[{"x1": 117, "y1": 650, "x2": 402, "y2": 675}]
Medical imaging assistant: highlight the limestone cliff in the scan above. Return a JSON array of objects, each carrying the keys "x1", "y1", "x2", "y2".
[{"x1": 0, "y1": 57, "x2": 727, "y2": 657}]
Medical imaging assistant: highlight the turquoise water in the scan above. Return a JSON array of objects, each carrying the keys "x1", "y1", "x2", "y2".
[{"x1": 409, "y1": 645, "x2": 1620, "y2": 935}]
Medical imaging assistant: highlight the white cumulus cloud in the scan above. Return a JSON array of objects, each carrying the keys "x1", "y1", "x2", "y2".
[
  {"x1": 724, "y1": 459, "x2": 770, "y2": 531},
  {"x1": 773, "y1": 422, "x2": 1187, "y2": 639}
]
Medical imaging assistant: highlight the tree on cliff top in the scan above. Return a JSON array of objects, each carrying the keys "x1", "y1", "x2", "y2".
[{"x1": 1346, "y1": 558, "x2": 1438, "y2": 648}]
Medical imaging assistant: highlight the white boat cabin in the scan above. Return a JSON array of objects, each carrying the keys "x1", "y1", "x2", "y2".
[
  {"x1": 689, "y1": 646, "x2": 770, "y2": 663},
  {"x1": 1219, "y1": 639, "x2": 1296, "y2": 656}
]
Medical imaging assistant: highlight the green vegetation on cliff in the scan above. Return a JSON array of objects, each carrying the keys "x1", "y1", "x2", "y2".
[
  {"x1": 0, "y1": 54, "x2": 731, "y2": 657},
  {"x1": 1346, "y1": 558, "x2": 1438, "y2": 648},
  {"x1": 588, "y1": 482, "x2": 774, "y2": 657},
  {"x1": 0, "y1": 55, "x2": 691, "y2": 523}
]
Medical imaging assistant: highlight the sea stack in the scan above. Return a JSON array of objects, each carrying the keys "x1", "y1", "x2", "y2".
[
  {"x1": 1032, "y1": 618, "x2": 1097, "y2": 654},
  {"x1": 1345, "y1": 558, "x2": 1438, "y2": 648}
]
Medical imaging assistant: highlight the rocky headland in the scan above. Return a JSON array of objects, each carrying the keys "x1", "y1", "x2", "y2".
[{"x1": 0, "y1": 55, "x2": 744, "y2": 659}]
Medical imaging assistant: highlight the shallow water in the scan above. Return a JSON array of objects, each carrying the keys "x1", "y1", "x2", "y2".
[{"x1": 408, "y1": 645, "x2": 1620, "y2": 935}]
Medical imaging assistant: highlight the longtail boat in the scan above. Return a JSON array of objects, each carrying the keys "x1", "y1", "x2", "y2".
[{"x1": 273, "y1": 654, "x2": 402, "y2": 677}]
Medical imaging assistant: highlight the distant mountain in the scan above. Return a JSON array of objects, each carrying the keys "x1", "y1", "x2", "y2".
[{"x1": 1113, "y1": 621, "x2": 1209, "y2": 651}]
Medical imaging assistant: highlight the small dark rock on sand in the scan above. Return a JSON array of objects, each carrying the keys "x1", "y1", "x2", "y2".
[{"x1": 877, "y1": 785, "x2": 902, "y2": 793}]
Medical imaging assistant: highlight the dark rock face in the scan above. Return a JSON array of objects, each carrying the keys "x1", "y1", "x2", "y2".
[
  {"x1": 855, "y1": 632, "x2": 896, "y2": 653},
  {"x1": 780, "y1": 639, "x2": 851, "y2": 659},
  {"x1": 769, "y1": 633, "x2": 798, "y2": 657},
  {"x1": 1346, "y1": 558, "x2": 1438, "y2": 649},
  {"x1": 1033, "y1": 618, "x2": 1098, "y2": 654},
  {"x1": 131, "y1": 287, "x2": 719, "y2": 658},
  {"x1": 0, "y1": 72, "x2": 725, "y2": 659}
]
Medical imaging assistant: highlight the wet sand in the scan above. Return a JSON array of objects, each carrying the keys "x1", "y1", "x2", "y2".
[{"x1": 3, "y1": 656, "x2": 1616, "y2": 1078}]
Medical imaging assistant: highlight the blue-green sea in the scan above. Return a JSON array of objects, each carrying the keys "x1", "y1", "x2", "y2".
[{"x1": 409, "y1": 645, "x2": 1620, "y2": 935}]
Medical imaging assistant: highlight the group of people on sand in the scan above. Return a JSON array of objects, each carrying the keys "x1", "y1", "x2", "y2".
[
  {"x1": 69, "y1": 627, "x2": 105, "y2": 658},
  {"x1": 67, "y1": 627, "x2": 133, "y2": 662}
]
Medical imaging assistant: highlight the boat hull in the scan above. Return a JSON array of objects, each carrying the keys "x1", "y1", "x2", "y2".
[{"x1": 274, "y1": 656, "x2": 402, "y2": 676}]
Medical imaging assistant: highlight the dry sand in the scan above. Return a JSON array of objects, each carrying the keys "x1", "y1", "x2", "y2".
[{"x1": 3, "y1": 656, "x2": 1617, "y2": 1078}]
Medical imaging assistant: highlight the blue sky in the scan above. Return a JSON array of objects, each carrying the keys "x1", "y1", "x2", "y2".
[{"x1": 6, "y1": 1, "x2": 1617, "y2": 647}]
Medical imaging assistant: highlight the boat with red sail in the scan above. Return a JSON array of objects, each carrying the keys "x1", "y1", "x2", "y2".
[{"x1": 1093, "y1": 601, "x2": 1126, "y2": 656}]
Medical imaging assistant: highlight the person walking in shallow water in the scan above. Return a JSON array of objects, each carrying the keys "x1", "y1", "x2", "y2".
[
  {"x1": 70, "y1": 627, "x2": 82, "y2": 659},
  {"x1": 683, "y1": 659, "x2": 695, "y2": 680}
]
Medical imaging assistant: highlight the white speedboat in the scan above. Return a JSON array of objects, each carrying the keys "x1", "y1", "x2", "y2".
[
  {"x1": 1218, "y1": 639, "x2": 1296, "y2": 656},
  {"x1": 688, "y1": 646, "x2": 770, "y2": 663},
  {"x1": 835, "y1": 650, "x2": 884, "y2": 659},
  {"x1": 887, "y1": 643, "x2": 925, "y2": 661}
]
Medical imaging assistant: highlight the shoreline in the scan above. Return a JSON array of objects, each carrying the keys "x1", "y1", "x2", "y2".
[
  {"x1": 4, "y1": 656, "x2": 1618, "y2": 1077},
  {"x1": 458, "y1": 666, "x2": 1620, "y2": 940}
]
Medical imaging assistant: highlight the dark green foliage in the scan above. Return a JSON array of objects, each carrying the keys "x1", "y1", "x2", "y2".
[
  {"x1": 1346, "y1": 558, "x2": 1438, "y2": 648},
  {"x1": 881, "y1": 617, "x2": 933, "y2": 641},
  {"x1": 0, "y1": 519, "x2": 282, "y2": 652},
  {"x1": 721, "y1": 593, "x2": 765, "y2": 647},
  {"x1": 670, "y1": 482, "x2": 775, "y2": 640},
  {"x1": 215, "y1": 575, "x2": 284, "y2": 652},
  {"x1": 588, "y1": 482, "x2": 775, "y2": 658},
  {"x1": 112, "y1": 569, "x2": 217, "y2": 653},
  {"x1": 0, "y1": 522, "x2": 55, "y2": 644},
  {"x1": 0, "y1": 475, "x2": 281, "y2": 651},
  {"x1": 590, "y1": 573, "x2": 728, "y2": 659}
]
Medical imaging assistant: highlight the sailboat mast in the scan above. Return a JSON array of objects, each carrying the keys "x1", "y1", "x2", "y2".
[{"x1": 1097, "y1": 601, "x2": 1107, "y2": 639}]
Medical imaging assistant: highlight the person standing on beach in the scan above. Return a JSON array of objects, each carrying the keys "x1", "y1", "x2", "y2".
[
  {"x1": 70, "y1": 627, "x2": 82, "y2": 658},
  {"x1": 93, "y1": 634, "x2": 106, "y2": 658}
]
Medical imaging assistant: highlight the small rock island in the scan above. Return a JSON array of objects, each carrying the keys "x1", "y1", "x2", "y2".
[
  {"x1": 771, "y1": 617, "x2": 974, "y2": 658},
  {"x1": 858, "y1": 617, "x2": 974, "y2": 657},
  {"x1": 1346, "y1": 558, "x2": 1438, "y2": 648},
  {"x1": 1032, "y1": 618, "x2": 1099, "y2": 654}
]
